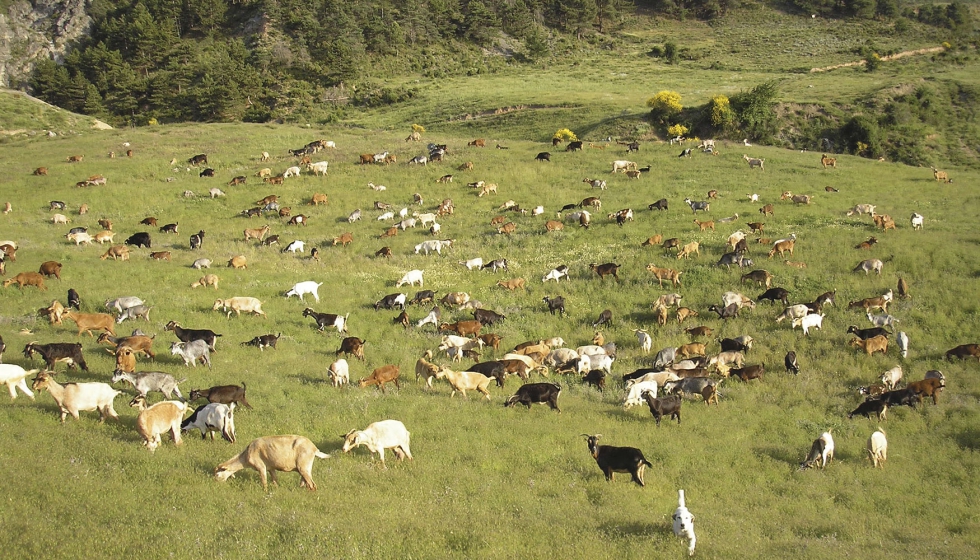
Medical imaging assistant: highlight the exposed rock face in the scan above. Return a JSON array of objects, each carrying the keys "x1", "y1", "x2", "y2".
[{"x1": 0, "y1": 0, "x2": 91, "y2": 89}]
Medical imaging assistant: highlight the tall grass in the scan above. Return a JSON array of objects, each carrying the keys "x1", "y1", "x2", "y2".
[{"x1": 0, "y1": 124, "x2": 978, "y2": 558}]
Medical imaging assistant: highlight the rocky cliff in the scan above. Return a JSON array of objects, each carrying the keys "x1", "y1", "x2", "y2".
[{"x1": 0, "y1": 0, "x2": 91, "y2": 89}]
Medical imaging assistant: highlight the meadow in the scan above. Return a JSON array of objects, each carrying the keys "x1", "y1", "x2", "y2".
[{"x1": 0, "y1": 120, "x2": 979, "y2": 560}]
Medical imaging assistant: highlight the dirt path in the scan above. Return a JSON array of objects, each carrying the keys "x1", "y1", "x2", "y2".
[{"x1": 810, "y1": 46, "x2": 944, "y2": 73}]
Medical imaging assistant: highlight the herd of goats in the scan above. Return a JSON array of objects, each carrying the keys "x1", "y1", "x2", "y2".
[{"x1": 0, "y1": 134, "x2": 973, "y2": 555}]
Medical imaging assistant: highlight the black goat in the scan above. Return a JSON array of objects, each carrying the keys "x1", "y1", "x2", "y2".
[
  {"x1": 188, "y1": 383, "x2": 252, "y2": 409},
  {"x1": 23, "y1": 342, "x2": 88, "y2": 371},
  {"x1": 164, "y1": 321, "x2": 222, "y2": 351},
  {"x1": 848, "y1": 399, "x2": 887, "y2": 420},
  {"x1": 708, "y1": 303, "x2": 740, "y2": 320},
  {"x1": 582, "y1": 369, "x2": 606, "y2": 392},
  {"x1": 543, "y1": 296, "x2": 566, "y2": 316},
  {"x1": 584, "y1": 434, "x2": 652, "y2": 487},
  {"x1": 593, "y1": 309, "x2": 613, "y2": 328},
  {"x1": 643, "y1": 393, "x2": 682, "y2": 427},
  {"x1": 67, "y1": 288, "x2": 81, "y2": 310},
  {"x1": 241, "y1": 333, "x2": 280, "y2": 351},
  {"x1": 847, "y1": 325, "x2": 890, "y2": 340},
  {"x1": 784, "y1": 351, "x2": 799, "y2": 375},
  {"x1": 468, "y1": 361, "x2": 508, "y2": 389},
  {"x1": 505, "y1": 383, "x2": 561, "y2": 412}
]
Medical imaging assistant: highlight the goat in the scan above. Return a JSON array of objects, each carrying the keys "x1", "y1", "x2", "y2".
[
  {"x1": 743, "y1": 154, "x2": 764, "y2": 169},
  {"x1": 182, "y1": 402, "x2": 236, "y2": 442},
  {"x1": 129, "y1": 395, "x2": 188, "y2": 451},
  {"x1": 589, "y1": 263, "x2": 620, "y2": 281},
  {"x1": 341, "y1": 419, "x2": 412, "y2": 467},
  {"x1": 945, "y1": 344, "x2": 980, "y2": 361},
  {"x1": 435, "y1": 366, "x2": 493, "y2": 399},
  {"x1": 0, "y1": 364, "x2": 36, "y2": 400},
  {"x1": 791, "y1": 313, "x2": 824, "y2": 336},
  {"x1": 188, "y1": 383, "x2": 252, "y2": 409},
  {"x1": 111, "y1": 370, "x2": 184, "y2": 400},
  {"x1": 165, "y1": 321, "x2": 222, "y2": 351},
  {"x1": 907, "y1": 377, "x2": 944, "y2": 405},
  {"x1": 868, "y1": 430, "x2": 887, "y2": 468},
  {"x1": 854, "y1": 259, "x2": 884, "y2": 275},
  {"x1": 241, "y1": 333, "x2": 281, "y2": 351},
  {"x1": 643, "y1": 393, "x2": 682, "y2": 427},
  {"x1": 646, "y1": 265, "x2": 683, "y2": 287},
  {"x1": 850, "y1": 335, "x2": 888, "y2": 356},
  {"x1": 583, "y1": 434, "x2": 652, "y2": 486},
  {"x1": 213, "y1": 297, "x2": 265, "y2": 318},
  {"x1": 337, "y1": 337, "x2": 366, "y2": 361},
  {"x1": 285, "y1": 281, "x2": 323, "y2": 303},
  {"x1": 800, "y1": 432, "x2": 835, "y2": 470},
  {"x1": 171, "y1": 340, "x2": 212, "y2": 368},
  {"x1": 360, "y1": 365, "x2": 399, "y2": 393},
  {"x1": 542, "y1": 296, "x2": 566, "y2": 316},
  {"x1": 24, "y1": 342, "x2": 88, "y2": 371},
  {"x1": 328, "y1": 359, "x2": 349, "y2": 386},
  {"x1": 31, "y1": 371, "x2": 120, "y2": 423},
  {"x1": 505, "y1": 383, "x2": 561, "y2": 412},
  {"x1": 214, "y1": 435, "x2": 330, "y2": 491}
]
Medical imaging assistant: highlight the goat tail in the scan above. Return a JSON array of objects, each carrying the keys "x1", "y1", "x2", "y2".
[
  {"x1": 315, "y1": 451, "x2": 331, "y2": 460},
  {"x1": 678, "y1": 489, "x2": 686, "y2": 508}
]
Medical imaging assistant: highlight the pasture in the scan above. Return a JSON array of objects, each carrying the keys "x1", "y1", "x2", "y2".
[{"x1": 1, "y1": 123, "x2": 979, "y2": 559}]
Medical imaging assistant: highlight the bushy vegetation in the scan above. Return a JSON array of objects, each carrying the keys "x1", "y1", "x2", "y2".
[{"x1": 1, "y1": 124, "x2": 979, "y2": 558}]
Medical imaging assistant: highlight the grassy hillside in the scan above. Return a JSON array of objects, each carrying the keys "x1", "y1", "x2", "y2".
[
  {"x1": 0, "y1": 123, "x2": 979, "y2": 559},
  {"x1": 0, "y1": 89, "x2": 111, "y2": 137}
]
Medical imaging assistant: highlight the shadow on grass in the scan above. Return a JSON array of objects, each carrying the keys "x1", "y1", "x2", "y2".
[
  {"x1": 755, "y1": 445, "x2": 798, "y2": 466},
  {"x1": 598, "y1": 520, "x2": 671, "y2": 539},
  {"x1": 954, "y1": 427, "x2": 980, "y2": 451}
]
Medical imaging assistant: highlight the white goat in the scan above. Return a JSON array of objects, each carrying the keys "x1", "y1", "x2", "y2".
[
  {"x1": 395, "y1": 269, "x2": 424, "y2": 288},
  {"x1": 285, "y1": 281, "x2": 322, "y2": 303},
  {"x1": 897, "y1": 331, "x2": 910, "y2": 359},
  {"x1": 461, "y1": 257, "x2": 484, "y2": 271},
  {"x1": 868, "y1": 429, "x2": 887, "y2": 468},
  {"x1": 791, "y1": 313, "x2": 824, "y2": 336},
  {"x1": 328, "y1": 359, "x2": 349, "y2": 386},
  {"x1": 31, "y1": 371, "x2": 120, "y2": 423},
  {"x1": 342, "y1": 419, "x2": 413, "y2": 466},
  {"x1": 0, "y1": 364, "x2": 36, "y2": 400},
  {"x1": 880, "y1": 366, "x2": 903, "y2": 390},
  {"x1": 910, "y1": 212, "x2": 924, "y2": 230},
  {"x1": 633, "y1": 329, "x2": 653, "y2": 354}
]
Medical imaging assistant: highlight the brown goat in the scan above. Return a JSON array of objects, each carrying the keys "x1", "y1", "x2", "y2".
[{"x1": 359, "y1": 365, "x2": 400, "y2": 393}]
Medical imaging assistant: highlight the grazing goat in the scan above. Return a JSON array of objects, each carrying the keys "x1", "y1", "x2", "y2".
[
  {"x1": 584, "y1": 434, "x2": 652, "y2": 486},
  {"x1": 360, "y1": 365, "x2": 400, "y2": 393},
  {"x1": 214, "y1": 435, "x2": 329, "y2": 491},
  {"x1": 182, "y1": 402, "x2": 236, "y2": 442},
  {"x1": 945, "y1": 344, "x2": 980, "y2": 361},
  {"x1": 285, "y1": 281, "x2": 322, "y2": 302},
  {"x1": 854, "y1": 259, "x2": 884, "y2": 275},
  {"x1": 800, "y1": 432, "x2": 835, "y2": 470},
  {"x1": 24, "y1": 342, "x2": 88, "y2": 371},
  {"x1": 743, "y1": 154, "x2": 764, "y2": 169},
  {"x1": 165, "y1": 321, "x2": 221, "y2": 350},
  {"x1": 342, "y1": 420, "x2": 412, "y2": 467},
  {"x1": 505, "y1": 383, "x2": 561, "y2": 412}
]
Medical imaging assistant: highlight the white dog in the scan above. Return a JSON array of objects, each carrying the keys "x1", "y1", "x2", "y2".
[{"x1": 672, "y1": 489, "x2": 696, "y2": 556}]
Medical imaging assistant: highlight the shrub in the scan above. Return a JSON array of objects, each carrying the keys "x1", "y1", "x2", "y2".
[
  {"x1": 647, "y1": 90, "x2": 683, "y2": 123},
  {"x1": 553, "y1": 128, "x2": 578, "y2": 142}
]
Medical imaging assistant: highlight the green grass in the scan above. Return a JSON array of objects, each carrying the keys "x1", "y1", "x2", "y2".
[{"x1": 0, "y1": 122, "x2": 979, "y2": 559}]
